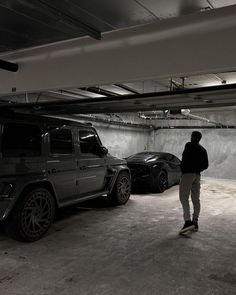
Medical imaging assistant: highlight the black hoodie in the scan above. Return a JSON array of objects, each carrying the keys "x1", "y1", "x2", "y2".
[{"x1": 180, "y1": 142, "x2": 209, "y2": 174}]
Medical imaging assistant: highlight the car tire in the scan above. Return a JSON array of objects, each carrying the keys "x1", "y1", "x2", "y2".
[
  {"x1": 150, "y1": 170, "x2": 168, "y2": 193},
  {"x1": 5, "y1": 188, "x2": 55, "y2": 242},
  {"x1": 109, "y1": 171, "x2": 131, "y2": 205}
]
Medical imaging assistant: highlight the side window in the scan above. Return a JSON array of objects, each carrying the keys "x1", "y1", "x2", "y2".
[
  {"x1": 2, "y1": 123, "x2": 41, "y2": 157},
  {"x1": 79, "y1": 130, "x2": 99, "y2": 154},
  {"x1": 49, "y1": 127, "x2": 73, "y2": 155}
]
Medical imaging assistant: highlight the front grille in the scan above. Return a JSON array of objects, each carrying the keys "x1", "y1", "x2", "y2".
[{"x1": 128, "y1": 164, "x2": 150, "y2": 177}]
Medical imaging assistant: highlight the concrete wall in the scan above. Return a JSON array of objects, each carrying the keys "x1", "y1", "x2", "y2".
[
  {"x1": 152, "y1": 111, "x2": 236, "y2": 180},
  {"x1": 60, "y1": 111, "x2": 236, "y2": 179},
  {"x1": 152, "y1": 129, "x2": 236, "y2": 179},
  {"x1": 92, "y1": 122, "x2": 150, "y2": 159}
]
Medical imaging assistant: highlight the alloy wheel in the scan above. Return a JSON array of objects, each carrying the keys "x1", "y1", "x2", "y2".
[
  {"x1": 117, "y1": 175, "x2": 131, "y2": 200},
  {"x1": 21, "y1": 191, "x2": 54, "y2": 239}
]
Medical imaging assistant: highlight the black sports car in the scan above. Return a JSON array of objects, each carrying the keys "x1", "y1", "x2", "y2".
[{"x1": 126, "y1": 152, "x2": 181, "y2": 193}]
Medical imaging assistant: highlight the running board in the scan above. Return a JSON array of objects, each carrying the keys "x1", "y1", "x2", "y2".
[{"x1": 60, "y1": 190, "x2": 109, "y2": 208}]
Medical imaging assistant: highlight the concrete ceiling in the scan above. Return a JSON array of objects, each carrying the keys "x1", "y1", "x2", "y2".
[
  {"x1": 1, "y1": 0, "x2": 236, "y2": 114},
  {"x1": 0, "y1": 0, "x2": 231, "y2": 53}
]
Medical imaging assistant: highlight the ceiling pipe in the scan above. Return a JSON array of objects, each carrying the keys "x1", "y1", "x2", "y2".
[
  {"x1": 138, "y1": 113, "x2": 195, "y2": 120},
  {"x1": 51, "y1": 114, "x2": 235, "y2": 130},
  {"x1": 139, "y1": 109, "x2": 236, "y2": 128},
  {"x1": 0, "y1": 59, "x2": 18, "y2": 72},
  {"x1": 52, "y1": 114, "x2": 152, "y2": 130},
  {"x1": 139, "y1": 110, "x2": 200, "y2": 121},
  {"x1": 155, "y1": 125, "x2": 236, "y2": 130},
  {"x1": 181, "y1": 110, "x2": 228, "y2": 127}
]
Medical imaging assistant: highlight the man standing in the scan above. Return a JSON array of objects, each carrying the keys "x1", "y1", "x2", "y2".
[{"x1": 179, "y1": 131, "x2": 208, "y2": 233}]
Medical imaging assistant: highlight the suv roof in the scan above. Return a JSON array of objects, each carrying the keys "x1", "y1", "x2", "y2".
[{"x1": 0, "y1": 111, "x2": 90, "y2": 128}]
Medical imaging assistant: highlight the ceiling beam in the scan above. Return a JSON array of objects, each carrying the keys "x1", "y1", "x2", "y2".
[
  {"x1": 0, "y1": 59, "x2": 18, "y2": 72},
  {"x1": 1, "y1": 5, "x2": 236, "y2": 95},
  {"x1": 2, "y1": 83, "x2": 236, "y2": 114},
  {"x1": 35, "y1": 0, "x2": 101, "y2": 40},
  {"x1": 0, "y1": 0, "x2": 101, "y2": 40},
  {"x1": 79, "y1": 87, "x2": 118, "y2": 97},
  {"x1": 114, "y1": 84, "x2": 140, "y2": 94}
]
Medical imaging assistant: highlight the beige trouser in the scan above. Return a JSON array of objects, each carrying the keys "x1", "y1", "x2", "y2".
[{"x1": 179, "y1": 173, "x2": 201, "y2": 221}]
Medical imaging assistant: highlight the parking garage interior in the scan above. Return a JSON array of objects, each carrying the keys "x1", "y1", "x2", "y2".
[{"x1": 0, "y1": 1, "x2": 236, "y2": 294}]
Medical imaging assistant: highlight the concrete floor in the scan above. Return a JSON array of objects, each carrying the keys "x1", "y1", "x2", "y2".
[{"x1": 0, "y1": 177, "x2": 236, "y2": 295}]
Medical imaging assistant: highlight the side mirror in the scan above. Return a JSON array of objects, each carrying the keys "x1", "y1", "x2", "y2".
[
  {"x1": 93, "y1": 145, "x2": 108, "y2": 156},
  {"x1": 99, "y1": 146, "x2": 108, "y2": 156}
]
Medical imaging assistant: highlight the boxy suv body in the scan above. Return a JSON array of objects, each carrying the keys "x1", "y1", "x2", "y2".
[{"x1": 0, "y1": 113, "x2": 131, "y2": 241}]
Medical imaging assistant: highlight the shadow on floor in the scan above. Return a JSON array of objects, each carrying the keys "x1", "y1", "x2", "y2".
[
  {"x1": 132, "y1": 183, "x2": 179, "y2": 194},
  {"x1": 131, "y1": 185, "x2": 159, "y2": 194},
  {"x1": 0, "y1": 196, "x2": 121, "y2": 241},
  {"x1": 55, "y1": 196, "x2": 118, "y2": 222}
]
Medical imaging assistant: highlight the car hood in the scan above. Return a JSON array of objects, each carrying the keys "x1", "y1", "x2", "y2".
[{"x1": 127, "y1": 153, "x2": 160, "y2": 165}]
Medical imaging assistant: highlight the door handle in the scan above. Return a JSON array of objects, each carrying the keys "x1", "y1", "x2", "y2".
[
  {"x1": 80, "y1": 166, "x2": 87, "y2": 170},
  {"x1": 51, "y1": 168, "x2": 57, "y2": 173}
]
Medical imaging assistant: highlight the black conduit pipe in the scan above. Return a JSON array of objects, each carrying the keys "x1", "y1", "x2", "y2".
[{"x1": 0, "y1": 59, "x2": 18, "y2": 72}]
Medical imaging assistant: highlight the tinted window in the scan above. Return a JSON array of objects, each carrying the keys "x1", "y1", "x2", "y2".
[
  {"x1": 50, "y1": 128, "x2": 73, "y2": 154},
  {"x1": 79, "y1": 130, "x2": 99, "y2": 154},
  {"x1": 2, "y1": 123, "x2": 41, "y2": 157}
]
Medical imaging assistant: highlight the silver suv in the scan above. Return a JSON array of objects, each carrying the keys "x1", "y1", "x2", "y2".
[{"x1": 0, "y1": 114, "x2": 131, "y2": 242}]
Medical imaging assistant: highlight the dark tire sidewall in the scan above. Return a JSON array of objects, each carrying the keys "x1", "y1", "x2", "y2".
[
  {"x1": 157, "y1": 170, "x2": 168, "y2": 193},
  {"x1": 150, "y1": 170, "x2": 168, "y2": 193}
]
